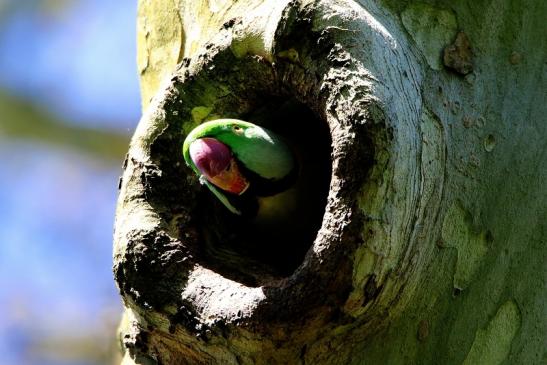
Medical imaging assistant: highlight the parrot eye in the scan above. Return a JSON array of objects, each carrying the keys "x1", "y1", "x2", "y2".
[{"x1": 233, "y1": 125, "x2": 243, "y2": 133}]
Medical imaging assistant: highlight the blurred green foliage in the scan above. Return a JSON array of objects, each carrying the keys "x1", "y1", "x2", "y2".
[{"x1": 0, "y1": 91, "x2": 129, "y2": 163}]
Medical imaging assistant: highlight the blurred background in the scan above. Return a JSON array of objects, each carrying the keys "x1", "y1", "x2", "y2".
[{"x1": 0, "y1": 0, "x2": 140, "y2": 364}]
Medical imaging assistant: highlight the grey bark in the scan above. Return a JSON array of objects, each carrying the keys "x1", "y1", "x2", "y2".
[{"x1": 113, "y1": 0, "x2": 546, "y2": 364}]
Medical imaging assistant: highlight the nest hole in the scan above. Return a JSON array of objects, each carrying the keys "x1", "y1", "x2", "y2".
[{"x1": 196, "y1": 99, "x2": 331, "y2": 286}]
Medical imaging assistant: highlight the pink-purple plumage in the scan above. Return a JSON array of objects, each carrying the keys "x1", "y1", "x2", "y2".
[
  {"x1": 189, "y1": 137, "x2": 231, "y2": 178},
  {"x1": 189, "y1": 137, "x2": 249, "y2": 195}
]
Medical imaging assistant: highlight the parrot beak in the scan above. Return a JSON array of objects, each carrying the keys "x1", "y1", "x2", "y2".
[
  {"x1": 209, "y1": 158, "x2": 250, "y2": 195},
  {"x1": 189, "y1": 138, "x2": 250, "y2": 195}
]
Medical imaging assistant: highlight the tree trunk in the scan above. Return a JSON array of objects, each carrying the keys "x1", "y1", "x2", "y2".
[{"x1": 113, "y1": 0, "x2": 546, "y2": 364}]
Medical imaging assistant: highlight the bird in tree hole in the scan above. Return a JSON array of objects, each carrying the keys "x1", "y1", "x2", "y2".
[
  {"x1": 182, "y1": 113, "x2": 330, "y2": 273},
  {"x1": 183, "y1": 119, "x2": 299, "y2": 223}
]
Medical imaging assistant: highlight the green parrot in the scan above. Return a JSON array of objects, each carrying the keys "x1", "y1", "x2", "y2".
[{"x1": 182, "y1": 119, "x2": 298, "y2": 218}]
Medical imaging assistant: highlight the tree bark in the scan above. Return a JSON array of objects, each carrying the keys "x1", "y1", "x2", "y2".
[{"x1": 114, "y1": 0, "x2": 546, "y2": 364}]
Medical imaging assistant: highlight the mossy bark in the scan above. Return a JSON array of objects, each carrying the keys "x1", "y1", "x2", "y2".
[{"x1": 114, "y1": 0, "x2": 546, "y2": 364}]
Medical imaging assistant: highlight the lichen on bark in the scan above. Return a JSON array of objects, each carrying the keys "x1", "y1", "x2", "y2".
[{"x1": 115, "y1": 0, "x2": 547, "y2": 364}]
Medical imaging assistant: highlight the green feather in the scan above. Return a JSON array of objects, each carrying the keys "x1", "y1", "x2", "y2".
[
  {"x1": 202, "y1": 179, "x2": 241, "y2": 215},
  {"x1": 183, "y1": 119, "x2": 296, "y2": 215},
  {"x1": 184, "y1": 119, "x2": 293, "y2": 179}
]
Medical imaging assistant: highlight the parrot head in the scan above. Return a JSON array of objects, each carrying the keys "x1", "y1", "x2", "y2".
[{"x1": 183, "y1": 119, "x2": 297, "y2": 215}]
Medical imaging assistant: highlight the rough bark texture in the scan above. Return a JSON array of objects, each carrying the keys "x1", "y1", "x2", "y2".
[{"x1": 114, "y1": 0, "x2": 546, "y2": 364}]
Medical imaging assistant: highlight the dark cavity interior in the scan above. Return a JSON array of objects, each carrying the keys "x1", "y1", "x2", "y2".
[{"x1": 196, "y1": 99, "x2": 332, "y2": 286}]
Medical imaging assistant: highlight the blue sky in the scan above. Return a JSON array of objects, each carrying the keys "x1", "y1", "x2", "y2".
[
  {"x1": 0, "y1": 0, "x2": 141, "y2": 130},
  {"x1": 0, "y1": 1, "x2": 141, "y2": 363}
]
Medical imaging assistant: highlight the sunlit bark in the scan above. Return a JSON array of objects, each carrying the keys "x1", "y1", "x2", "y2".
[{"x1": 114, "y1": 0, "x2": 546, "y2": 364}]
